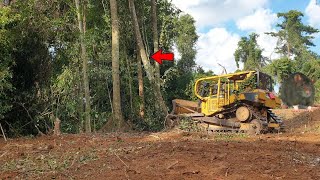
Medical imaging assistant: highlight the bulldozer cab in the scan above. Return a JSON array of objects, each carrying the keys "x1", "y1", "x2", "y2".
[{"x1": 195, "y1": 71, "x2": 276, "y2": 116}]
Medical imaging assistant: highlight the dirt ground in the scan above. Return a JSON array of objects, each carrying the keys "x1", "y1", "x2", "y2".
[{"x1": 1, "y1": 108, "x2": 320, "y2": 180}]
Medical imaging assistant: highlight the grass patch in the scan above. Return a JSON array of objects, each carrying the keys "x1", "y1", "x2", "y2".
[
  {"x1": 178, "y1": 117, "x2": 201, "y2": 132},
  {"x1": 213, "y1": 133, "x2": 248, "y2": 141},
  {"x1": 1, "y1": 150, "x2": 98, "y2": 175}
]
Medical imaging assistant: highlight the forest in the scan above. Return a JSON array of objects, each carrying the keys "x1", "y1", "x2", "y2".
[{"x1": 1, "y1": 0, "x2": 320, "y2": 136}]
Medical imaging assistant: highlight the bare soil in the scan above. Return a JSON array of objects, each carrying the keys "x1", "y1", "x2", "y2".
[{"x1": 1, "y1": 108, "x2": 320, "y2": 180}]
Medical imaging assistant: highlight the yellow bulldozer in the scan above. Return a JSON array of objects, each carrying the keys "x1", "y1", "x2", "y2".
[{"x1": 165, "y1": 71, "x2": 284, "y2": 134}]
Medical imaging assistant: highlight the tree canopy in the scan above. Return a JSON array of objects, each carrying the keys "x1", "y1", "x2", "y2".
[
  {"x1": 266, "y1": 10, "x2": 319, "y2": 59},
  {"x1": 1, "y1": 2, "x2": 320, "y2": 137},
  {"x1": 263, "y1": 10, "x2": 320, "y2": 102},
  {"x1": 0, "y1": 0, "x2": 201, "y2": 136},
  {"x1": 234, "y1": 33, "x2": 265, "y2": 71}
]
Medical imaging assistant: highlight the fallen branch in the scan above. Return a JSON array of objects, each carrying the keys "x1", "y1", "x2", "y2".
[
  {"x1": 149, "y1": 134, "x2": 161, "y2": 139},
  {"x1": 167, "y1": 160, "x2": 179, "y2": 169},
  {"x1": 34, "y1": 125, "x2": 45, "y2": 136},
  {"x1": 182, "y1": 170, "x2": 200, "y2": 175},
  {"x1": 114, "y1": 153, "x2": 129, "y2": 168},
  {"x1": 114, "y1": 153, "x2": 130, "y2": 180},
  {"x1": 225, "y1": 167, "x2": 229, "y2": 177},
  {"x1": 18, "y1": 102, "x2": 45, "y2": 136},
  {"x1": 0, "y1": 151, "x2": 8, "y2": 158},
  {"x1": 70, "y1": 153, "x2": 79, "y2": 168},
  {"x1": 5, "y1": 120, "x2": 22, "y2": 137},
  {"x1": 0, "y1": 123, "x2": 7, "y2": 141}
]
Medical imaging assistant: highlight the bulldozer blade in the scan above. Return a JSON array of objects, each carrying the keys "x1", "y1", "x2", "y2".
[
  {"x1": 171, "y1": 99, "x2": 200, "y2": 115},
  {"x1": 193, "y1": 117, "x2": 241, "y2": 128}
]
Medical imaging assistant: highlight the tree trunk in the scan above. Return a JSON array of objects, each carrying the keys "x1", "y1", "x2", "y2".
[
  {"x1": 125, "y1": 55, "x2": 133, "y2": 113},
  {"x1": 285, "y1": 23, "x2": 290, "y2": 59},
  {"x1": 110, "y1": 0, "x2": 124, "y2": 130},
  {"x1": 129, "y1": 0, "x2": 168, "y2": 115},
  {"x1": 137, "y1": 55, "x2": 145, "y2": 118},
  {"x1": 287, "y1": 42, "x2": 290, "y2": 59},
  {"x1": 77, "y1": 65, "x2": 84, "y2": 133},
  {"x1": 151, "y1": 0, "x2": 160, "y2": 85},
  {"x1": 53, "y1": 117, "x2": 61, "y2": 136},
  {"x1": 129, "y1": 0, "x2": 154, "y2": 81},
  {"x1": 75, "y1": 0, "x2": 91, "y2": 133},
  {"x1": 151, "y1": 0, "x2": 167, "y2": 114}
]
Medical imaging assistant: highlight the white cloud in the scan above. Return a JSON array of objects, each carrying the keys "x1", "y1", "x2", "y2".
[
  {"x1": 257, "y1": 33, "x2": 279, "y2": 60},
  {"x1": 171, "y1": 0, "x2": 280, "y2": 73},
  {"x1": 306, "y1": 0, "x2": 320, "y2": 28},
  {"x1": 172, "y1": 44, "x2": 181, "y2": 60},
  {"x1": 306, "y1": 0, "x2": 320, "y2": 51},
  {"x1": 171, "y1": 0, "x2": 201, "y2": 12},
  {"x1": 236, "y1": 8, "x2": 277, "y2": 32},
  {"x1": 172, "y1": 0, "x2": 269, "y2": 27},
  {"x1": 194, "y1": 8, "x2": 279, "y2": 73},
  {"x1": 196, "y1": 28, "x2": 241, "y2": 73},
  {"x1": 236, "y1": 8, "x2": 279, "y2": 60}
]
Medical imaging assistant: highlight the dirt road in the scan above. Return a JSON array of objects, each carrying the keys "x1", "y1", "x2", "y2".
[{"x1": 1, "y1": 108, "x2": 320, "y2": 180}]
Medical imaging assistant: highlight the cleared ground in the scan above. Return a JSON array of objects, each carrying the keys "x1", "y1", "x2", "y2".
[{"x1": 1, "y1": 108, "x2": 320, "y2": 180}]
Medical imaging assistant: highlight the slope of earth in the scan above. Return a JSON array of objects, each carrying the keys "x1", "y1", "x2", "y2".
[
  {"x1": 273, "y1": 107, "x2": 320, "y2": 133},
  {"x1": 1, "y1": 130, "x2": 320, "y2": 180}
]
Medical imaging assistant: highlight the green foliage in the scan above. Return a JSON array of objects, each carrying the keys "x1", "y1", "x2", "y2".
[
  {"x1": 238, "y1": 75, "x2": 257, "y2": 93},
  {"x1": 3, "y1": 1, "x2": 320, "y2": 136},
  {"x1": 50, "y1": 67, "x2": 83, "y2": 133},
  {"x1": 266, "y1": 10, "x2": 319, "y2": 58},
  {"x1": 301, "y1": 57, "x2": 320, "y2": 80},
  {"x1": 0, "y1": 6, "x2": 20, "y2": 120},
  {"x1": 314, "y1": 81, "x2": 320, "y2": 103},
  {"x1": 158, "y1": 0, "x2": 181, "y2": 50},
  {"x1": 0, "y1": 0, "x2": 198, "y2": 136},
  {"x1": 213, "y1": 133, "x2": 248, "y2": 141},
  {"x1": 0, "y1": 67, "x2": 12, "y2": 120},
  {"x1": 234, "y1": 33, "x2": 265, "y2": 70},
  {"x1": 264, "y1": 10, "x2": 320, "y2": 103},
  {"x1": 175, "y1": 14, "x2": 198, "y2": 72},
  {"x1": 178, "y1": 117, "x2": 200, "y2": 132},
  {"x1": 162, "y1": 66, "x2": 214, "y2": 106},
  {"x1": 162, "y1": 14, "x2": 198, "y2": 107},
  {"x1": 301, "y1": 58, "x2": 320, "y2": 103},
  {"x1": 185, "y1": 67, "x2": 215, "y2": 101},
  {"x1": 264, "y1": 57, "x2": 295, "y2": 83},
  {"x1": 264, "y1": 55, "x2": 320, "y2": 103}
]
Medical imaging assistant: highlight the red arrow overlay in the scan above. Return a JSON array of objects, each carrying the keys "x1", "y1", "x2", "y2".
[{"x1": 151, "y1": 49, "x2": 174, "y2": 64}]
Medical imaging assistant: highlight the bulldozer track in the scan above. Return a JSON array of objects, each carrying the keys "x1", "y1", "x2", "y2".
[{"x1": 165, "y1": 103, "x2": 284, "y2": 134}]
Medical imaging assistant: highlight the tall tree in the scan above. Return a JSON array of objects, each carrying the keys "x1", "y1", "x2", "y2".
[
  {"x1": 162, "y1": 14, "x2": 198, "y2": 102},
  {"x1": 151, "y1": 0, "x2": 161, "y2": 92},
  {"x1": 128, "y1": 0, "x2": 168, "y2": 115},
  {"x1": 137, "y1": 56, "x2": 145, "y2": 119},
  {"x1": 234, "y1": 33, "x2": 265, "y2": 70},
  {"x1": 0, "y1": 0, "x2": 192, "y2": 135},
  {"x1": 75, "y1": 0, "x2": 91, "y2": 132},
  {"x1": 266, "y1": 10, "x2": 319, "y2": 59},
  {"x1": 0, "y1": 6, "x2": 15, "y2": 121},
  {"x1": 175, "y1": 14, "x2": 198, "y2": 73},
  {"x1": 110, "y1": 0, "x2": 124, "y2": 129}
]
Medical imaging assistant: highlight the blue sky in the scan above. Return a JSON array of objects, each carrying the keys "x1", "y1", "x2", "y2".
[{"x1": 172, "y1": 0, "x2": 320, "y2": 73}]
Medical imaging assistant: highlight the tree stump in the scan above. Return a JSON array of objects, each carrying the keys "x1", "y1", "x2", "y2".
[{"x1": 54, "y1": 118, "x2": 61, "y2": 136}]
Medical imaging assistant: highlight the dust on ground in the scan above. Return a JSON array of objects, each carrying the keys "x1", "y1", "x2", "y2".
[{"x1": 1, "y1": 108, "x2": 320, "y2": 180}]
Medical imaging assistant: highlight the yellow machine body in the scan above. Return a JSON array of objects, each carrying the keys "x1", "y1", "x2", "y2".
[
  {"x1": 194, "y1": 71, "x2": 281, "y2": 116},
  {"x1": 166, "y1": 71, "x2": 284, "y2": 134}
]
